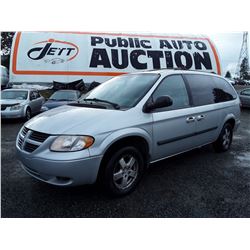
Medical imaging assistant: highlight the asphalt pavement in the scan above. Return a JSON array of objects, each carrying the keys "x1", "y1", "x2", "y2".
[{"x1": 1, "y1": 109, "x2": 250, "y2": 218}]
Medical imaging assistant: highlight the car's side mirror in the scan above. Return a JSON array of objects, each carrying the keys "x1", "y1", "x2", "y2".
[{"x1": 143, "y1": 95, "x2": 173, "y2": 113}]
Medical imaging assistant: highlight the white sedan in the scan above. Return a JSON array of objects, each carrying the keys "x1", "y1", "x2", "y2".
[{"x1": 1, "y1": 89, "x2": 44, "y2": 120}]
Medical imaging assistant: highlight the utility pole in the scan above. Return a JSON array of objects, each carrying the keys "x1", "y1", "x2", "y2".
[{"x1": 235, "y1": 32, "x2": 249, "y2": 78}]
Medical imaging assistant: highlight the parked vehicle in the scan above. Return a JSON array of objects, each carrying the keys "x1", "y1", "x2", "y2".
[
  {"x1": 239, "y1": 88, "x2": 250, "y2": 108},
  {"x1": 1, "y1": 65, "x2": 10, "y2": 89},
  {"x1": 235, "y1": 79, "x2": 249, "y2": 86},
  {"x1": 1, "y1": 89, "x2": 44, "y2": 120},
  {"x1": 41, "y1": 90, "x2": 81, "y2": 111},
  {"x1": 16, "y1": 70, "x2": 240, "y2": 196}
]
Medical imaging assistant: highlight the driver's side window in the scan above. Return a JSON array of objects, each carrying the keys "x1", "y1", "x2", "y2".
[
  {"x1": 30, "y1": 92, "x2": 35, "y2": 100},
  {"x1": 152, "y1": 75, "x2": 190, "y2": 112}
]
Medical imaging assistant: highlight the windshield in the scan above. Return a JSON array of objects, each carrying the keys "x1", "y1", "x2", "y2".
[
  {"x1": 49, "y1": 91, "x2": 79, "y2": 101},
  {"x1": 80, "y1": 73, "x2": 159, "y2": 109},
  {"x1": 1, "y1": 91, "x2": 28, "y2": 100}
]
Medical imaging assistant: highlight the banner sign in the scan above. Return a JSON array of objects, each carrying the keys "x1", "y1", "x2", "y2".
[{"x1": 10, "y1": 32, "x2": 221, "y2": 83}]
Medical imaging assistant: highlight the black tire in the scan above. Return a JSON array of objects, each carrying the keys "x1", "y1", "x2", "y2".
[
  {"x1": 102, "y1": 146, "x2": 144, "y2": 197},
  {"x1": 213, "y1": 123, "x2": 233, "y2": 152},
  {"x1": 25, "y1": 107, "x2": 32, "y2": 121}
]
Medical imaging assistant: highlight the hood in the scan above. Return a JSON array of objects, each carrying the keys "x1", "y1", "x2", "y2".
[
  {"x1": 25, "y1": 105, "x2": 140, "y2": 135},
  {"x1": 0, "y1": 99, "x2": 26, "y2": 105},
  {"x1": 43, "y1": 100, "x2": 74, "y2": 109}
]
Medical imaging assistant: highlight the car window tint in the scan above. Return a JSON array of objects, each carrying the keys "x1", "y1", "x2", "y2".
[
  {"x1": 30, "y1": 92, "x2": 35, "y2": 99},
  {"x1": 212, "y1": 76, "x2": 237, "y2": 102},
  {"x1": 152, "y1": 75, "x2": 190, "y2": 111},
  {"x1": 35, "y1": 91, "x2": 40, "y2": 98},
  {"x1": 185, "y1": 74, "x2": 215, "y2": 106}
]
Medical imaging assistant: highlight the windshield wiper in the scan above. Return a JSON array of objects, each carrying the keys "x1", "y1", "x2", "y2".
[{"x1": 83, "y1": 98, "x2": 120, "y2": 109}]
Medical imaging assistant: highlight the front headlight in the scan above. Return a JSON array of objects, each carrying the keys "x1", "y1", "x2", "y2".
[
  {"x1": 10, "y1": 104, "x2": 22, "y2": 110},
  {"x1": 50, "y1": 135, "x2": 94, "y2": 152}
]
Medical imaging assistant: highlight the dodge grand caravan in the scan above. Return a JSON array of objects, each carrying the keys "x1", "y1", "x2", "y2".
[{"x1": 16, "y1": 70, "x2": 241, "y2": 196}]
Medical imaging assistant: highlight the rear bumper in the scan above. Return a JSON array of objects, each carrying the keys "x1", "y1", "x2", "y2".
[{"x1": 16, "y1": 148, "x2": 103, "y2": 186}]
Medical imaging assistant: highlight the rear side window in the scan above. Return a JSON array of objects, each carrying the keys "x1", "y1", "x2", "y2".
[
  {"x1": 184, "y1": 74, "x2": 215, "y2": 106},
  {"x1": 152, "y1": 75, "x2": 190, "y2": 111},
  {"x1": 212, "y1": 76, "x2": 237, "y2": 102}
]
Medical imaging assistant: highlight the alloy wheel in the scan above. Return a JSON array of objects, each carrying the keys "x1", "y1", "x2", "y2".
[
  {"x1": 113, "y1": 154, "x2": 138, "y2": 190},
  {"x1": 222, "y1": 127, "x2": 231, "y2": 149}
]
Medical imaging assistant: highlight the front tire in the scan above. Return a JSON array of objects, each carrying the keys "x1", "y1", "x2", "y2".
[
  {"x1": 102, "y1": 146, "x2": 144, "y2": 196},
  {"x1": 213, "y1": 123, "x2": 233, "y2": 152},
  {"x1": 25, "y1": 107, "x2": 31, "y2": 121}
]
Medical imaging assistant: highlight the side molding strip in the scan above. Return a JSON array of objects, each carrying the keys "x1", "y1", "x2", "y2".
[{"x1": 157, "y1": 126, "x2": 218, "y2": 145}]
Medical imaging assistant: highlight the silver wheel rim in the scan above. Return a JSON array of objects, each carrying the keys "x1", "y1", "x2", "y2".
[
  {"x1": 222, "y1": 127, "x2": 231, "y2": 149},
  {"x1": 113, "y1": 154, "x2": 138, "y2": 190}
]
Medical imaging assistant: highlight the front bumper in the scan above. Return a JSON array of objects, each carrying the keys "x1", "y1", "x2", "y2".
[
  {"x1": 17, "y1": 149, "x2": 103, "y2": 186},
  {"x1": 16, "y1": 133, "x2": 103, "y2": 186},
  {"x1": 1, "y1": 109, "x2": 24, "y2": 119}
]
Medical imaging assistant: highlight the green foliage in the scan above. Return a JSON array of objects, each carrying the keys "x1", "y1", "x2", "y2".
[
  {"x1": 1, "y1": 32, "x2": 15, "y2": 69},
  {"x1": 240, "y1": 57, "x2": 250, "y2": 80},
  {"x1": 1, "y1": 32, "x2": 15, "y2": 56}
]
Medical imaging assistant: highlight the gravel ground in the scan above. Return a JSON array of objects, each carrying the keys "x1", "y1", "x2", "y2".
[{"x1": 1, "y1": 109, "x2": 250, "y2": 218}]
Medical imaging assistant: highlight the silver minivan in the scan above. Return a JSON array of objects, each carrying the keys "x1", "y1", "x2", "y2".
[{"x1": 16, "y1": 70, "x2": 241, "y2": 196}]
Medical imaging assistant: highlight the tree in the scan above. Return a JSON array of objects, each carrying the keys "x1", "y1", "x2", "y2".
[
  {"x1": 239, "y1": 57, "x2": 250, "y2": 80},
  {"x1": 1, "y1": 32, "x2": 15, "y2": 69},
  {"x1": 225, "y1": 71, "x2": 232, "y2": 79}
]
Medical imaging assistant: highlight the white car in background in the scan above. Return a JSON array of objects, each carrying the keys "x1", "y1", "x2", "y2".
[
  {"x1": 1, "y1": 89, "x2": 44, "y2": 120},
  {"x1": 239, "y1": 88, "x2": 250, "y2": 108}
]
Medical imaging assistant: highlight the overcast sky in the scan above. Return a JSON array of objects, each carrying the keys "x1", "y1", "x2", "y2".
[{"x1": 207, "y1": 32, "x2": 250, "y2": 77}]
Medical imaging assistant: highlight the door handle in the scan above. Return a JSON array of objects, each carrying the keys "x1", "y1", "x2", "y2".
[
  {"x1": 197, "y1": 114, "x2": 205, "y2": 121},
  {"x1": 186, "y1": 116, "x2": 196, "y2": 123}
]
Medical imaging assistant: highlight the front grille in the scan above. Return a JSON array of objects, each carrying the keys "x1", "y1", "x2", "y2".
[
  {"x1": 21, "y1": 126, "x2": 29, "y2": 137},
  {"x1": 24, "y1": 142, "x2": 39, "y2": 153},
  {"x1": 29, "y1": 131, "x2": 50, "y2": 143},
  {"x1": 18, "y1": 136, "x2": 24, "y2": 148},
  {"x1": 18, "y1": 127, "x2": 50, "y2": 153}
]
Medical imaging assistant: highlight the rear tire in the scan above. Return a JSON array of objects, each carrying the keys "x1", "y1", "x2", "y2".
[
  {"x1": 102, "y1": 146, "x2": 144, "y2": 197},
  {"x1": 213, "y1": 123, "x2": 233, "y2": 152}
]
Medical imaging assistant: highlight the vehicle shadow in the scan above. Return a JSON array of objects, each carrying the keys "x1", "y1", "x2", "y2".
[{"x1": 1, "y1": 118, "x2": 25, "y2": 124}]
